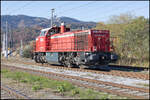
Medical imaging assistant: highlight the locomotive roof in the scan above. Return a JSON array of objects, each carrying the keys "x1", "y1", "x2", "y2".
[
  {"x1": 41, "y1": 26, "x2": 61, "y2": 32},
  {"x1": 41, "y1": 28, "x2": 51, "y2": 31}
]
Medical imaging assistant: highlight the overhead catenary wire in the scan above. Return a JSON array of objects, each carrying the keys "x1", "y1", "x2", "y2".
[
  {"x1": 44, "y1": 2, "x2": 148, "y2": 30},
  {"x1": 74, "y1": 2, "x2": 133, "y2": 19},
  {"x1": 49, "y1": 2, "x2": 129, "y2": 22},
  {"x1": 91, "y1": 5, "x2": 149, "y2": 22},
  {"x1": 58, "y1": 1, "x2": 96, "y2": 15},
  {"x1": 52, "y1": 1, "x2": 148, "y2": 23},
  {"x1": 55, "y1": 1, "x2": 144, "y2": 22},
  {"x1": 46, "y1": 1, "x2": 97, "y2": 25},
  {"x1": 49, "y1": 1, "x2": 129, "y2": 18},
  {"x1": 45, "y1": 1, "x2": 96, "y2": 19},
  {"x1": 7, "y1": 1, "x2": 33, "y2": 15}
]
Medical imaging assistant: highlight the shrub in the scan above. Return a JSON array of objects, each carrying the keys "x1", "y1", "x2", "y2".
[
  {"x1": 32, "y1": 84, "x2": 42, "y2": 91},
  {"x1": 57, "y1": 85, "x2": 65, "y2": 93},
  {"x1": 71, "y1": 88, "x2": 79, "y2": 96},
  {"x1": 22, "y1": 41, "x2": 34, "y2": 58}
]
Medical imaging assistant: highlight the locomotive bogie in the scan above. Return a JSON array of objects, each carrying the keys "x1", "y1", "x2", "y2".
[{"x1": 33, "y1": 51, "x2": 118, "y2": 68}]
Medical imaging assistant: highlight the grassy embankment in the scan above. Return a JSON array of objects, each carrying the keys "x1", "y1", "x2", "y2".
[{"x1": 1, "y1": 68, "x2": 126, "y2": 99}]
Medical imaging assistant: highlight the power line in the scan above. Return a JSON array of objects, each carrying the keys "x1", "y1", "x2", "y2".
[
  {"x1": 82, "y1": 2, "x2": 132, "y2": 16},
  {"x1": 46, "y1": 1, "x2": 97, "y2": 23},
  {"x1": 46, "y1": 1, "x2": 96, "y2": 19},
  {"x1": 63, "y1": 2, "x2": 147, "y2": 22},
  {"x1": 44, "y1": 2, "x2": 148, "y2": 29},
  {"x1": 48, "y1": 1, "x2": 130, "y2": 22},
  {"x1": 64, "y1": 2, "x2": 138, "y2": 21},
  {"x1": 92, "y1": 5, "x2": 149, "y2": 22},
  {"x1": 55, "y1": 1, "x2": 148, "y2": 23},
  {"x1": 7, "y1": 1, "x2": 33, "y2": 15},
  {"x1": 58, "y1": 1, "x2": 96, "y2": 15},
  {"x1": 89, "y1": 3, "x2": 137, "y2": 22},
  {"x1": 57, "y1": 1, "x2": 132, "y2": 17},
  {"x1": 66, "y1": 2, "x2": 106, "y2": 17}
]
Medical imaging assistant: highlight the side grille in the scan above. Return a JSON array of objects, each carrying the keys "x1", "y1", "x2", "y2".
[{"x1": 74, "y1": 32, "x2": 89, "y2": 50}]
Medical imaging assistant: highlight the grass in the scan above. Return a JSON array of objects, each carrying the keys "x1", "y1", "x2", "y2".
[
  {"x1": 143, "y1": 84, "x2": 149, "y2": 87},
  {"x1": 1, "y1": 68, "x2": 126, "y2": 99},
  {"x1": 136, "y1": 83, "x2": 149, "y2": 87}
]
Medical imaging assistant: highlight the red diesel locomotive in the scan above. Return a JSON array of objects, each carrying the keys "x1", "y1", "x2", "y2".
[{"x1": 33, "y1": 23, "x2": 118, "y2": 68}]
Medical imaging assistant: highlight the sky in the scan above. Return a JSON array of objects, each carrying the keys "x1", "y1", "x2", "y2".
[{"x1": 1, "y1": 1, "x2": 149, "y2": 22}]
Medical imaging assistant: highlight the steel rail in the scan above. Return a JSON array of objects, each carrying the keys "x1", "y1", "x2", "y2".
[
  {"x1": 36, "y1": 63, "x2": 149, "y2": 80},
  {"x1": 1, "y1": 65, "x2": 149, "y2": 99},
  {"x1": 1, "y1": 84, "x2": 30, "y2": 99},
  {"x1": 2, "y1": 59, "x2": 149, "y2": 80},
  {"x1": 109, "y1": 64, "x2": 149, "y2": 71}
]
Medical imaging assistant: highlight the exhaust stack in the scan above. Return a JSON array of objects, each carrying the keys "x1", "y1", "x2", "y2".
[{"x1": 61, "y1": 22, "x2": 65, "y2": 33}]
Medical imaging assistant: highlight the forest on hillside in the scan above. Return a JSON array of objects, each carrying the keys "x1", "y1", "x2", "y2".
[
  {"x1": 1, "y1": 15, "x2": 96, "y2": 48},
  {"x1": 95, "y1": 13, "x2": 149, "y2": 67}
]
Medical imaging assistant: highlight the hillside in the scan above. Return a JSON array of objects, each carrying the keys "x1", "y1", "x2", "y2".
[
  {"x1": 1, "y1": 15, "x2": 96, "y2": 47},
  {"x1": 1, "y1": 15, "x2": 96, "y2": 30}
]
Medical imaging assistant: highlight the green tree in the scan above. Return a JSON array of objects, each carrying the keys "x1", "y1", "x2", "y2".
[
  {"x1": 107, "y1": 13, "x2": 135, "y2": 24},
  {"x1": 95, "y1": 13, "x2": 149, "y2": 67},
  {"x1": 121, "y1": 16, "x2": 149, "y2": 66}
]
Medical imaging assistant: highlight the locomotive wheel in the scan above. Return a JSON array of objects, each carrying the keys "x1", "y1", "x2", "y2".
[
  {"x1": 37, "y1": 55, "x2": 41, "y2": 63},
  {"x1": 65, "y1": 56, "x2": 73, "y2": 68},
  {"x1": 40, "y1": 56, "x2": 44, "y2": 64},
  {"x1": 63, "y1": 60, "x2": 72, "y2": 68},
  {"x1": 34, "y1": 55, "x2": 38, "y2": 63},
  {"x1": 64, "y1": 57, "x2": 73, "y2": 68},
  {"x1": 67, "y1": 62, "x2": 73, "y2": 68}
]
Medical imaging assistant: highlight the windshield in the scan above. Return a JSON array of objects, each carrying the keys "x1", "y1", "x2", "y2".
[{"x1": 40, "y1": 31, "x2": 46, "y2": 36}]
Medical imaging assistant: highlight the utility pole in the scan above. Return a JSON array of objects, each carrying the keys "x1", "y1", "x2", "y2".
[
  {"x1": 5, "y1": 21, "x2": 8, "y2": 59},
  {"x1": 82, "y1": 26, "x2": 85, "y2": 30},
  {"x1": 20, "y1": 40, "x2": 23, "y2": 57},
  {"x1": 9, "y1": 25, "x2": 12, "y2": 56},
  {"x1": 51, "y1": 8, "x2": 55, "y2": 27},
  {"x1": 11, "y1": 28, "x2": 14, "y2": 52},
  {"x1": 2, "y1": 32, "x2": 6, "y2": 56}
]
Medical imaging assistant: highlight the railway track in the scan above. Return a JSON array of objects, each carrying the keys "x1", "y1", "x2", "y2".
[
  {"x1": 45, "y1": 64, "x2": 149, "y2": 80},
  {"x1": 1, "y1": 64, "x2": 149, "y2": 99},
  {"x1": 19, "y1": 61, "x2": 149, "y2": 80},
  {"x1": 1, "y1": 84, "x2": 30, "y2": 99},
  {"x1": 2, "y1": 58, "x2": 149, "y2": 80},
  {"x1": 109, "y1": 64, "x2": 149, "y2": 71}
]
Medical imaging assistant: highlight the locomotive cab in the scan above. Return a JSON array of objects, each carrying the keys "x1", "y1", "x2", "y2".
[
  {"x1": 35, "y1": 24, "x2": 71, "y2": 52},
  {"x1": 35, "y1": 28, "x2": 49, "y2": 51}
]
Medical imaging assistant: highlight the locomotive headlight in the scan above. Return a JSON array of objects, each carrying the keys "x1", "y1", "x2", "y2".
[
  {"x1": 102, "y1": 56, "x2": 105, "y2": 59},
  {"x1": 36, "y1": 38, "x2": 38, "y2": 41},
  {"x1": 85, "y1": 52, "x2": 90, "y2": 56},
  {"x1": 111, "y1": 55, "x2": 114, "y2": 59}
]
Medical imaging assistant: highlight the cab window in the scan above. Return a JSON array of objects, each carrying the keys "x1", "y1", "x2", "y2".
[
  {"x1": 47, "y1": 30, "x2": 51, "y2": 37},
  {"x1": 49, "y1": 27, "x2": 60, "y2": 35},
  {"x1": 50, "y1": 29, "x2": 56, "y2": 35},
  {"x1": 40, "y1": 31, "x2": 46, "y2": 36},
  {"x1": 47, "y1": 29, "x2": 56, "y2": 36}
]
